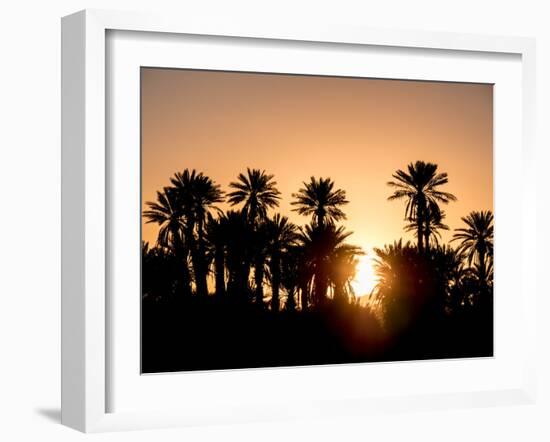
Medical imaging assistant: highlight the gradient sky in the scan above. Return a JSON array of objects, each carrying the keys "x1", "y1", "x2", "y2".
[{"x1": 141, "y1": 68, "x2": 493, "y2": 260}]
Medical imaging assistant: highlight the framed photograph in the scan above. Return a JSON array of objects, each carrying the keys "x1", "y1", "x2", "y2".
[{"x1": 61, "y1": 9, "x2": 537, "y2": 432}]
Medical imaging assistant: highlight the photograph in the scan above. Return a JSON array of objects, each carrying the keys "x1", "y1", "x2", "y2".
[{"x1": 140, "y1": 68, "x2": 494, "y2": 373}]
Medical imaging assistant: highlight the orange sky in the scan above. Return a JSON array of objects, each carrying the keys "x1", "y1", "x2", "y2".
[{"x1": 141, "y1": 68, "x2": 493, "y2": 258}]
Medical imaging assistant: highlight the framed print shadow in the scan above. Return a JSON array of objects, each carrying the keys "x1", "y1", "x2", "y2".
[
  {"x1": 140, "y1": 69, "x2": 494, "y2": 374},
  {"x1": 61, "y1": 9, "x2": 537, "y2": 433}
]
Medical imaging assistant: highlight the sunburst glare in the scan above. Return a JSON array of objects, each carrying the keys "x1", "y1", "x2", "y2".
[{"x1": 351, "y1": 253, "x2": 378, "y2": 297}]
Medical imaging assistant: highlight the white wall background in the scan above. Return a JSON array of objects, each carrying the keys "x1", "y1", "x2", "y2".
[{"x1": 0, "y1": 1, "x2": 548, "y2": 440}]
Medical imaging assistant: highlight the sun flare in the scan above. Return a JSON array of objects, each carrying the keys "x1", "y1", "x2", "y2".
[{"x1": 351, "y1": 254, "x2": 378, "y2": 297}]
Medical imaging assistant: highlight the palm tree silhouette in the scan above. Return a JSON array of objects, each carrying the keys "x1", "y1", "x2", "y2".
[
  {"x1": 373, "y1": 239, "x2": 414, "y2": 296},
  {"x1": 387, "y1": 161, "x2": 456, "y2": 253},
  {"x1": 452, "y1": 210, "x2": 493, "y2": 289},
  {"x1": 291, "y1": 177, "x2": 349, "y2": 227},
  {"x1": 329, "y1": 245, "x2": 363, "y2": 303},
  {"x1": 143, "y1": 187, "x2": 192, "y2": 297},
  {"x1": 169, "y1": 169, "x2": 224, "y2": 297},
  {"x1": 224, "y1": 210, "x2": 253, "y2": 299},
  {"x1": 228, "y1": 168, "x2": 281, "y2": 301},
  {"x1": 404, "y1": 209, "x2": 449, "y2": 250},
  {"x1": 251, "y1": 221, "x2": 270, "y2": 306},
  {"x1": 280, "y1": 244, "x2": 301, "y2": 311},
  {"x1": 227, "y1": 168, "x2": 281, "y2": 224},
  {"x1": 266, "y1": 214, "x2": 299, "y2": 312},
  {"x1": 205, "y1": 213, "x2": 228, "y2": 297},
  {"x1": 299, "y1": 223, "x2": 360, "y2": 305},
  {"x1": 297, "y1": 247, "x2": 314, "y2": 311},
  {"x1": 143, "y1": 187, "x2": 184, "y2": 250},
  {"x1": 373, "y1": 240, "x2": 445, "y2": 330},
  {"x1": 142, "y1": 242, "x2": 181, "y2": 301}
]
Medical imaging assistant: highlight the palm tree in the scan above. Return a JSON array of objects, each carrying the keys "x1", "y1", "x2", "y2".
[
  {"x1": 374, "y1": 240, "x2": 464, "y2": 329},
  {"x1": 227, "y1": 168, "x2": 281, "y2": 224},
  {"x1": 452, "y1": 210, "x2": 494, "y2": 289},
  {"x1": 329, "y1": 245, "x2": 363, "y2": 304},
  {"x1": 373, "y1": 239, "x2": 416, "y2": 297},
  {"x1": 143, "y1": 187, "x2": 192, "y2": 297},
  {"x1": 169, "y1": 169, "x2": 224, "y2": 297},
  {"x1": 280, "y1": 245, "x2": 301, "y2": 311},
  {"x1": 404, "y1": 209, "x2": 449, "y2": 250},
  {"x1": 444, "y1": 248, "x2": 471, "y2": 311},
  {"x1": 142, "y1": 242, "x2": 181, "y2": 301},
  {"x1": 205, "y1": 213, "x2": 227, "y2": 297},
  {"x1": 280, "y1": 243, "x2": 313, "y2": 311},
  {"x1": 297, "y1": 249, "x2": 314, "y2": 311},
  {"x1": 298, "y1": 223, "x2": 361, "y2": 305},
  {"x1": 387, "y1": 161, "x2": 456, "y2": 253},
  {"x1": 291, "y1": 177, "x2": 348, "y2": 227},
  {"x1": 228, "y1": 169, "x2": 281, "y2": 302},
  {"x1": 224, "y1": 210, "x2": 253, "y2": 299},
  {"x1": 428, "y1": 244, "x2": 467, "y2": 314},
  {"x1": 143, "y1": 187, "x2": 183, "y2": 250},
  {"x1": 251, "y1": 221, "x2": 270, "y2": 306},
  {"x1": 266, "y1": 214, "x2": 299, "y2": 312}
]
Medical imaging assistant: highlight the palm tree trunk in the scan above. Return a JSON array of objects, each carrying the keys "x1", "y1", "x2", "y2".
[
  {"x1": 180, "y1": 271, "x2": 192, "y2": 297},
  {"x1": 195, "y1": 218, "x2": 209, "y2": 297},
  {"x1": 478, "y1": 248, "x2": 487, "y2": 292},
  {"x1": 186, "y1": 222, "x2": 206, "y2": 297},
  {"x1": 317, "y1": 210, "x2": 326, "y2": 228},
  {"x1": 241, "y1": 264, "x2": 250, "y2": 300},
  {"x1": 417, "y1": 196, "x2": 426, "y2": 253},
  {"x1": 417, "y1": 218, "x2": 424, "y2": 253},
  {"x1": 190, "y1": 249, "x2": 204, "y2": 295},
  {"x1": 254, "y1": 255, "x2": 264, "y2": 306},
  {"x1": 271, "y1": 253, "x2": 280, "y2": 312},
  {"x1": 285, "y1": 288, "x2": 296, "y2": 311},
  {"x1": 314, "y1": 271, "x2": 328, "y2": 305},
  {"x1": 300, "y1": 283, "x2": 308, "y2": 311},
  {"x1": 228, "y1": 265, "x2": 246, "y2": 299},
  {"x1": 423, "y1": 224, "x2": 430, "y2": 252},
  {"x1": 227, "y1": 267, "x2": 237, "y2": 295},
  {"x1": 214, "y1": 245, "x2": 225, "y2": 297},
  {"x1": 178, "y1": 250, "x2": 192, "y2": 297},
  {"x1": 333, "y1": 282, "x2": 346, "y2": 304},
  {"x1": 172, "y1": 234, "x2": 192, "y2": 297},
  {"x1": 313, "y1": 257, "x2": 329, "y2": 305}
]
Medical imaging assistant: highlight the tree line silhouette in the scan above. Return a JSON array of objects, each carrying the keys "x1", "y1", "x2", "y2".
[{"x1": 142, "y1": 161, "x2": 493, "y2": 372}]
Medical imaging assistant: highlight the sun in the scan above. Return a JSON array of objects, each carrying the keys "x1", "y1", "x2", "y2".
[{"x1": 351, "y1": 254, "x2": 378, "y2": 297}]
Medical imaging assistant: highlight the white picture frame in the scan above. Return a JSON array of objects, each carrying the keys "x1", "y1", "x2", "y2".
[{"x1": 61, "y1": 9, "x2": 537, "y2": 433}]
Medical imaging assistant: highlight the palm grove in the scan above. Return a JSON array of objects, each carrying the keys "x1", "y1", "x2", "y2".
[{"x1": 142, "y1": 161, "x2": 494, "y2": 370}]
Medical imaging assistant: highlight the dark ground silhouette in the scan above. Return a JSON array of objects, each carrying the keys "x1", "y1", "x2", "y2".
[{"x1": 142, "y1": 295, "x2": 492, "y2": 373}]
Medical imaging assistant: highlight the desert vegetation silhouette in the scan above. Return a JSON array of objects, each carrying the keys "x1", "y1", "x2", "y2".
[{"x1": 142, "y1": 161, "x2": 493, "y2": 372}]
